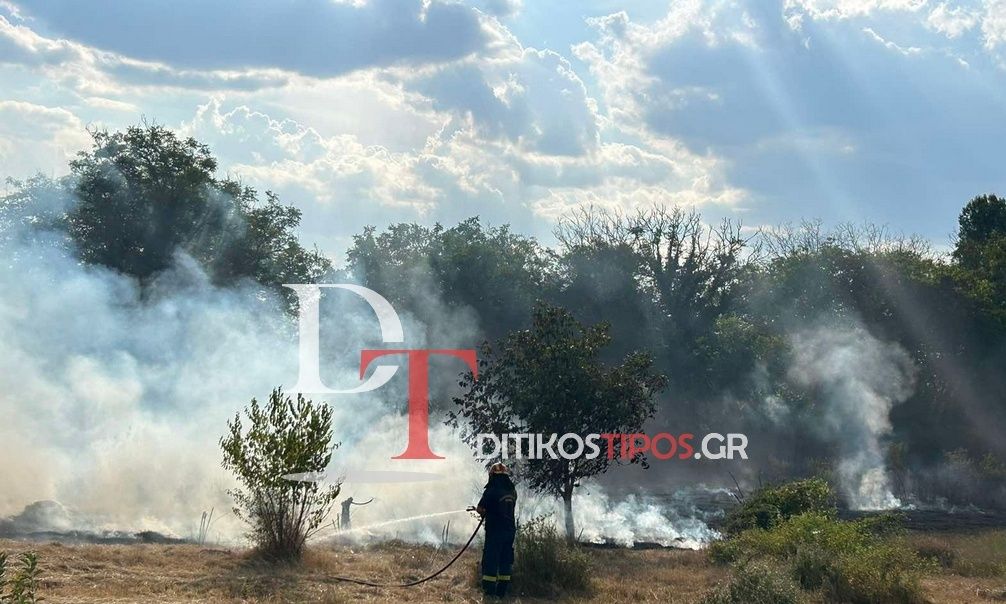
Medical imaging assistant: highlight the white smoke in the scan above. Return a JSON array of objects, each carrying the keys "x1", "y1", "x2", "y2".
[
  {"x1": 0, "y1": 208, "x2": 490, "y2": 540},
  {"x1": 0, "y1": 209, "x2": 716, "y2": 548},
  {"x1": 787, "y1": 322, "x2": 916, "y2": 510},
  {"x1": 0, "y1": 233, "x2": 294, "y2": 537},
  {"x1": 570, "y1": 487, "x2": 720, "y2": 549}
]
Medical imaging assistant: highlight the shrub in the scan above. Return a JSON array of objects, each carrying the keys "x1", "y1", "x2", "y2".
[
  {"x1": 712, "y1": 512, "x2": 866, "y2": 564},
  {"x1": 791, "y1": 544, "x2": 832, "y2": 589},
  {"x1": 0, "y1": 551, "x2": 42, "y2": 604},
  {"x1": 826, "y1": 541, "x2": 930, "y2": 604},
  {"x1": 702, "y1": 562, "x2": 802, "y2": 604},
  {"x1": 711, "y1": 512, "x2": 930, "y2": 604},
  {"x1": 220, "y1": 387, "x2": 341, "y2": 561},
  {"x1": 911, "y1": 536, "x2": 957, "y2": 569},
  {"x1": 511, "y1": 516, "x2": 592, "y2": 598},
  {"x1": 722, "y1": 477, "x2": 835, "y2": 535}
]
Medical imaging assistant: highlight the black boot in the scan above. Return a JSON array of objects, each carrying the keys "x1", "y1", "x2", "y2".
[
  {"x1": 496, "y1": 578, "x2": 510, "y2": 598},
  {"x1": 482, "y1": 577, "x2": 497, "y2": 597}
]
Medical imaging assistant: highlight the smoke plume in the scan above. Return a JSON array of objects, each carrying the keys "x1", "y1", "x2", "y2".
[{"x1": 787, "y1": 322, "x2": 916, "y2": 510}]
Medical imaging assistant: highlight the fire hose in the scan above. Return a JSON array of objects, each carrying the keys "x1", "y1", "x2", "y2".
[{"x1": 325, "y1": 509, "x2": 484, "y2": 588}]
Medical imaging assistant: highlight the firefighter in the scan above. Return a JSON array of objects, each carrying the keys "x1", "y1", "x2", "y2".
[
  {"x1": 475, "y1": 463, "x2": 517, "y2": 598},
  {"x1": 338, "y1": 496, "x2": 373, "y2": 531},
  {"x1": 340, "y1": 497, "x2": 354, "y2": 530}
]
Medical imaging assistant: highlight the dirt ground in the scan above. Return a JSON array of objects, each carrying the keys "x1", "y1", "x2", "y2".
[{"x1": 2, "y1": 533, "x2": 1005, "y2": 603}]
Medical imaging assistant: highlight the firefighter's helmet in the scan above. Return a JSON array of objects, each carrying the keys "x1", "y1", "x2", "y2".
[{"x1": 489, "y1": 462, "x2": 510, "y2": 475}]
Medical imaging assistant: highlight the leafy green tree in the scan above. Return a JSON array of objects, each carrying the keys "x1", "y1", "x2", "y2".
[
  {"x1": 555, "y1": 206, "x2": 748, "y2": 397},
  {"x1": 953, "y1": 194, "x2": 1006, "y2": 269},
  {"x1": 220, "y1": 387, "x2": 340, "y2": 561},
  {"x1": 347, "y1": 217, "x2": 557, "y2": 339},
  {"x1": 450, "y1": 303, "x2": 667, "y2": 541},
  {"x1": 554, "y1": 230, "x2": 659, "y2": 362},
  {"x1": 952, "y1": 194, "x2": 1006, "y2": 319},
  {"x1": 1, "y1": 125, "x2": 330, "y2": 292}
]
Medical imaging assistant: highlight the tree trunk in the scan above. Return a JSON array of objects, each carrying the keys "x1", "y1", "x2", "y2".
[{"x1": 562, "y1": 487, "x2": 575, "y2": 543}]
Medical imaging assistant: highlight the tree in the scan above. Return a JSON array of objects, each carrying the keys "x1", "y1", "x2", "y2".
[
  {"x1": 556, "y1": 205, "x2": 749, "y2": 397},
  {"x1": 220, "y1": 387, "x2": 340, "y2": 560},
  {"x1": 450, "y1": 303, "x2": 667, "y2": 541},
  {"x1": 953, "y1": 194, "x2": 1006, "y2": 269},
  {"x1": 2, "y1": 125, "x2": 331, "y2": 292},
  {"x1": 346, "y1": 217, "x2": 558, "y2": 339},
  {"x1": 742, "y1": 221, "x2": 1006, "y2": 480},
  {"x1": 952, "y1": 195, "x2": 1006, "y2": 320},
  {"x1": 554, "y1": 223, "x2": 658, "y2": 362}
]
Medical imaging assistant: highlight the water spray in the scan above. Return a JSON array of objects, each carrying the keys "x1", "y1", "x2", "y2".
[
  {"x1": 318, "y1": 507, "x2": 485, "y2": 589},
  {"x1": 313, "y1": 509, "x2": 473, "y2": 540}
]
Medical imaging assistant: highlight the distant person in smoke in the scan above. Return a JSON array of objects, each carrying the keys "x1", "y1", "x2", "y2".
[
  {"x1": 338, "y1": 496, "x2": 373, "y2": 531},
  {"x1": 476, "y1": 463, "x2": 517, "y2": 598}
]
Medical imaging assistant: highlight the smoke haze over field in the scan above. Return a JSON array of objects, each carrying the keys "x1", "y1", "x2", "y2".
[
  {"x1": 0, "y1": 199, "x2": 721, "y2": 547},
  {"x1": 4, "y1": 120, "x2": 1006, "y2": 550},
  {"x1": 0, "y1": 225, "x2": 289, "y2": 536}
]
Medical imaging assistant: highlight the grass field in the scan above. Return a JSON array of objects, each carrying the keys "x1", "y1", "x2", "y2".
[{"x1": 3, "y1": 531, "x2": 1006, "y2": 603}]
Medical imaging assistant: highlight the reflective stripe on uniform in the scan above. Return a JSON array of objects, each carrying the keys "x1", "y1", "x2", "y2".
[
  {"x1": 497, "y1": 575, "x2": 511, "y2": 581},
  {"x1": 482, "y1": 575, "x2": 498, "y2": 582}
]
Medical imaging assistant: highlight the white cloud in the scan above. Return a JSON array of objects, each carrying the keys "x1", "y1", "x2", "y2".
[
  {"x1": 183, "y1": 100, "x2": 439, "y2": 211},
  {"x1": 181, "y1": 88, "x2": 743, "y2": 252},
  {"x1": 783, "y1": 0, "x2": 1006, "y2": 64},
  {"x1": 411, "y1": 48, "x2": 601, "y2": 156},
  {"x1": 0, "y1": 100, "x2": 90, "y2": 178},
  {"x1": 927, "y1": 3, "x2": 980, "y2": 38},
  {"x1": 81, "y1": 96, "x2": 139, "y2": 113},
  {"x1": 0, "y1": 14, "x2": 84, "y2": 67},
  {"x1": 982, "y1": 0, "x2": 1006, "y2": 49},
  {"x1": 572, "y1": 1, "x2": 756, "y2": 132},
  {"x1": 862, "y1": 26, "x2": 924, "y2": 54},
  {"x1": 484, "y1": 0, "x2": 523, "y2": 18},
  {"x1": 783, "y1": 0, "x2": 927, "y2": 23}
]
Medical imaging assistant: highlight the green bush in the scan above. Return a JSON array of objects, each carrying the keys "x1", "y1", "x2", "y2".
[
  {"x1": 702, "y1": 562, "x2": 802, "y2": 604},
  {"x1": 791, "y1": 544, "x2": 832, "y2": 589},
  {"x1": 712, "y1": 511, "x2": 873, "y2": 564},
  {"x1": 511, "y1": 516, "x2": 592, "y2": 599},
  {"x1": 711, "y1": 512, "x2": 930, "y2": 604},
  {"x1": 0, "y1": 551, "x2": 42, "y2": 604},
  {"x1": 722, "y1": 477, "x2": 835, "y2": 535},
  {"x1": 220, "y1": 387, "x2": 341, "y2": 561},
  {"x1": 826, "y1": 541, "x2": 930, "y2": 604}
]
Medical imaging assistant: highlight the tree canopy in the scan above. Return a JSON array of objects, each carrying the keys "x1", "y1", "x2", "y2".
[
  {"x1": 450, "y1": 303, "x2": 667, "y2": 541},
  {"x1": 2, "y1": 125, "x2": 331, "y2": 292}
]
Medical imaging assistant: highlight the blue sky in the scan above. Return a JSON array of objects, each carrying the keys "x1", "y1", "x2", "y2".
[{"x1": 1, "y1": 0, "x2": 1004, "y2": 257}]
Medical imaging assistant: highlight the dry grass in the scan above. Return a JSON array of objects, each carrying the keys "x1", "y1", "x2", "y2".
[
  {"x1": 3, "y1": 532, "x2": 1006, "y2": 603},
  {"x1": 905, "y1": 531, "x2": 1006, "y2": 603},
  {"x1": 0, "y1": 539, "x2": 725, "y2": 603},
  {"x1": 908, "y1": 531, "x2": 1006, "y2": 577}
]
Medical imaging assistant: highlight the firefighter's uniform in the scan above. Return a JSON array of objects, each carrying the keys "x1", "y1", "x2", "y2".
[{"x1": 476, "y1": 464, "x2": 517, "y2": 598}]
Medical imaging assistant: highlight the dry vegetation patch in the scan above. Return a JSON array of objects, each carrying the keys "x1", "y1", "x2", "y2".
[{"x1": 4, "y1": 532, "x2": 1006, "y2": 603}]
